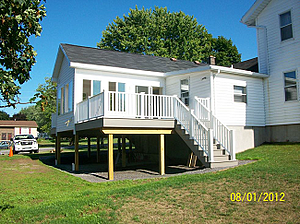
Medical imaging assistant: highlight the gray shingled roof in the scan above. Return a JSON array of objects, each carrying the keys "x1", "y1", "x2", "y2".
[
  {"x1": 61, "y1": 44, "x2": 206, "y2": 73},
  {"x1": 233, "y1": 57, "x2": 258, "y2": 72}
]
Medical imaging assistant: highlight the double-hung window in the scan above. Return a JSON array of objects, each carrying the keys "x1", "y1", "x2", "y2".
[
  {"x1": 284, "y1": 71, "x2": 297, "y2": 101},
  {"x1": 280, "y1": 11, "x2": 293, "y2": 41},
  {"x1": 180, "y1": 79, "x2": 189, "y2": 106},
  {"x1": 234, "y1": 85, "x2": 247, "y2": 103}
]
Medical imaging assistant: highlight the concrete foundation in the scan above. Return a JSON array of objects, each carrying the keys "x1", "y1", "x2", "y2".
[
  {"x1": 266, "y1": 123, "x2": 300, "y2": 142},
  {"x1": 228, "y1": 126, "x2": 266, "y2": 153}
]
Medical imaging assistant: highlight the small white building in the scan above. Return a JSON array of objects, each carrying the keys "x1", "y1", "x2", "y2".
[
  {"x1": 0, "y1": 120, "x2": 38, "y2": 140},
  {"x1": 241, "y1": 0, "x2": 300, "y2": 141}
]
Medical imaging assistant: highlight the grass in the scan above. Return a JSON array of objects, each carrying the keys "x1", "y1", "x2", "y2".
[{"x1": 0, "y1": 143, "x2": 299, "y2": 223}]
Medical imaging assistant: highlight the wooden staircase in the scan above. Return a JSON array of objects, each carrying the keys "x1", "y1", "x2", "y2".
[{"x1": 175, "y1": 123, "x2": 238, "y2": 168}]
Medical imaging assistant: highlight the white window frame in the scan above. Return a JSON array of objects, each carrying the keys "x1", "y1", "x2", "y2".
[
  {"x1": 233, "y1": 85, "x2": 247, "y2": 103},
  {"x1": 284, "y1": 70, "x2": 298, "y2": 102},
  {"x1": 279, "y1": 10, "x2": 293, "y2": 42},
  {"x1": 180, "y1": 78, "x2": 189, "y2": 106}
]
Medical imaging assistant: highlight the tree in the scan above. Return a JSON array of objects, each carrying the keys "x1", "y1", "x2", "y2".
[
  {"x1": 98, "y1": 6, "x2": 212, "y2": 62},
  {"x1": 0, "y1": 0, "x2": 46, "y2": 108},
  {"x1": 0, "y1": 111, "x2": 10, "y2": 120},
  {"x1": 211, "y1": 36, "x2": 241, "y2": 67},
  {"x1": 98, "y1": 6, "x2": 241, "y2": 65},
  {"x1": 11, "y1": 112, "x2": 27, "y2": 121},
  {"x1": 29, "y1": 77, "x2": 56, "y2": 133}
]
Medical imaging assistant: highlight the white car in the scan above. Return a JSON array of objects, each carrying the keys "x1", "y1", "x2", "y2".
[{"x1": 12, "y1": 134, "x2": 39, "y2": 154}]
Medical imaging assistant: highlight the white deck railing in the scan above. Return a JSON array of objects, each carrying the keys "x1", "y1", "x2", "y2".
[{"x1": 76, "y1": 91, "x2": 174, "y2": 123}]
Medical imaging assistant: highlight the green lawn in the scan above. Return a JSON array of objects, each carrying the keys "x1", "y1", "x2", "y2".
[{"x1": 0, "y1": 143, "x2": 299, "y2": 223}]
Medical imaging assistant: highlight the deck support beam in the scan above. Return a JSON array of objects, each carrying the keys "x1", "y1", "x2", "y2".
[
  {"x1": 56, "y1": 133, "x2": 61, "y2": 165},
  {"x1": 159, "y1": 134, "x2": 165, "y2": 175},
  {"x1": 75, "y1": 133, "x2": 79, "y2": 171},
  {"x1": 108, "y1": 134, "x2": 114, "y2": 180},
  {"x1": 122, "y1": 135, "x2": 126, "y2": 167},
  {"x1": 96, "y1": 137, "x2": 100, "y2": 163},
  {"x1": 87, "y1": 137, "x2": 91, "y2": 158}
]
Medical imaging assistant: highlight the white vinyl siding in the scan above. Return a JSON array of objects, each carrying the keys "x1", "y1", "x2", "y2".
[
  {"x1": 56, "y1": 56, "x2": 75, "y2": 132},
  {"x1": 214, "y1": 73, "x2": 265, "y2": 126},
  {"x1": 166, "y1": 71, "x2": 211, "y2": 107},
  {"x1": 256, "y1": 0, "x2": 300, "y2": 125}
]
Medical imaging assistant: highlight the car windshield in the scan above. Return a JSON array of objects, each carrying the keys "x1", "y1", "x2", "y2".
[{"x1": 15, "y1": 135, "x2": 35, "y2": 140}]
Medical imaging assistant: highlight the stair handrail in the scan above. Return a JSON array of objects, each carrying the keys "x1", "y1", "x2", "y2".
[
  {"x1": 194, "y1": 97, "x2": 234, "y2": 160},
  {"x1": 190, "y1": 110, "x2": 211, "y2": 158},
  {"x1": 174, "y1": 96, "x2": 212, "y2": 159},
  {"x1": 194, "y1": 96, "x2": 210, "y2": 122},
  {"x1": 173, "y1": 96, "x2": 190, "y2": 132}
]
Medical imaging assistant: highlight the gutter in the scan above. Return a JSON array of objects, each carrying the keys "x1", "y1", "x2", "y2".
[{"x1": 165, "y1": 65, "x2": 268, "y2": 78}]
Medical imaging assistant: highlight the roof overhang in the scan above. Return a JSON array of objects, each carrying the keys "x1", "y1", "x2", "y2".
[
  {"x1": 165, "y1": 65, "x2": 268, "y2": 78},
  {"x1": 52, "y1": 44, "x2": 70, "y2": 83},
  {"x1": 70, "y1": 62, "x2": 165, "y2": 77},
  {"x1": 241, "y1": 0, "x2": 272, "y2": 26}
]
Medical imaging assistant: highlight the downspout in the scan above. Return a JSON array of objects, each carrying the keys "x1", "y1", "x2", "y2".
[{"x1": 210, "y1": 69, "x2": 220, "y2": 117}]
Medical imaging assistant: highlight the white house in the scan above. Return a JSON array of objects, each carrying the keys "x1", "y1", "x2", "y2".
[
  {"x1": 241, "y1": 0, "x2": 300, "y2": 141},
  {"x1": 50, "y1": 43, "x2": 272, "y2": 180},
  {"x1": 0, "y1": 120, "x2": 38, "y2": 140}
]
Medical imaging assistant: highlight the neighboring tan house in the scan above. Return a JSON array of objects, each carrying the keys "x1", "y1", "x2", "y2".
[
  {"x1": 0, "y1": 120, "x2": 38, "y2": 140},
  {"x1": 50, "y1": 43, "x2": 270, "y2": 180},
  {"x1": 241, "y1": 0, "x2": 300, "y2": 141}
]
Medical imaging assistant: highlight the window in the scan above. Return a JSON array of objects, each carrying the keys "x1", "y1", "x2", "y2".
[
  {"x1": 57, "y1": 88, "x2": 61, "y2": 115},
  {"x1": 234, "y1": 86, "x2": 247, "y2": 103},
  {"x1": 135, "y1": 86, "x2": 149, "y2": 94},
  {"x1": 64, "y1": 84, "x2": 69, "y2": 113},
  {"x1": 93, "y1": 80, "x2": 101, "y2": 96},
  {"x1": 109, "y1": 82, "x2": 116, "y2": 91},
  {"x1": 118, "y1": 83, "x2": 125, "y2": 92},
  {"x1": 68, "y1": 80, "x2": 73, "y2": 112},
  {"x1": 280, "y1": 11, "x2": 293, "y2": 41},
  {"x1": 180, "y1": 79, "x2": 189, "y2": 106},
  {"x1": 61, "y1": 87, "x2": 64, "y2": 114},
  {"x1": 284, "y1": 71, "x2": 297, "y2": 101},
  {"x1": 83, "y1": 79, "x2": 91, "y2": 100}
]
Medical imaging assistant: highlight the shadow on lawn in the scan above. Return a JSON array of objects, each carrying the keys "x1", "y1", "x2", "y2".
[{"x1": 22, "y1": 150, "x2": 205, "y2": 181}]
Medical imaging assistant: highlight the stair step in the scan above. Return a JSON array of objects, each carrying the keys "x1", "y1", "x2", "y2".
[
  {"x1": 213, "y1": 149, "x2": 226, "y2": 156},
  {"x1": 209, "y1": 160, "x2": 238, "y2": 168},
  {"x1": 213, "y1": 155, "x2": 230, "y2": 162}
]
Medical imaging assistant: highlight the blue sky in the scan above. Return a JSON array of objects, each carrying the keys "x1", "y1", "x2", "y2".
[{"x1": 3, "y1": 0, "x2": 256, "y2": 116}]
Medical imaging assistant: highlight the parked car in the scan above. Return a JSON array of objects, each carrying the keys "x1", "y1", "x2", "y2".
[
  {"x1": 0, "y1": 140, "x2": 11, "y2": 149},
  {"x1": 12, "y1": 134, "x2": 39, "y2": 154}
]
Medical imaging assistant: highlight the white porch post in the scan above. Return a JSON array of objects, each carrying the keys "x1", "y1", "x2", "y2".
[
  {"x1": 208, "y1": 129, "x2": 214, "y2": 162},
  {"x1": 230, "y1": 130, "x2": 236, "y2": 160},
  {"x1": 141, "y1": 92, "x2": 145, "y2": 118},
  {"x1": 104, "y1": 90, "x2": 109, "y2": 117}
]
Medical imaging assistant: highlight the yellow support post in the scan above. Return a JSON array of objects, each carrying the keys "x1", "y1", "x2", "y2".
[
  {"x1": 122, "y1": 135, "x2": 126, "y2": 168},
  {"x1": 108, "y1": 134, "x2": 114, "y2": 180},
  {"x1": 57, "y1": 133, "x2": 61, "y2": 165},
  {"x1": 96, "y1": 137, "x2": 100, "y2": 163},
  {"x1": 75, "y1": 133, "x2": 79, "y2": 171},
  {"x1": 159, "y1": 134, "x2": 165, "y2": 175}
]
